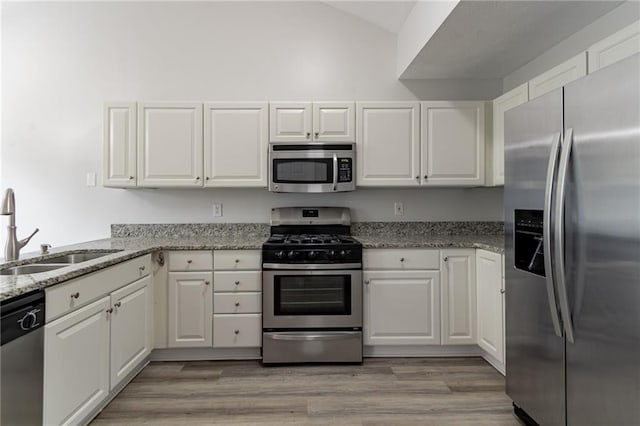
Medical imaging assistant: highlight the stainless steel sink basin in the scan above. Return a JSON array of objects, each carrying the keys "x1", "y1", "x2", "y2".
[
  {"x1": 36, "y1": 250, "x2": 122, "y2": 264},
  {"x1": 0, "y1": 264, "x2": 67, "y2": 275}
]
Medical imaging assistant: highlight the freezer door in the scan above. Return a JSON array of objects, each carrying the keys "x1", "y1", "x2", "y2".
[
  {"x1": 504, "y1": 88, "x2": 566, "y2": 426},
  {"x1": 563, "y1": 53, "x2": 640, "y2": 426}
]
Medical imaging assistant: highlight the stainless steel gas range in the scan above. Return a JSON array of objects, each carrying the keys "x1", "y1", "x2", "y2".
[{"x1": 262, "y1": 207, "x2": 363, "y2": 364}]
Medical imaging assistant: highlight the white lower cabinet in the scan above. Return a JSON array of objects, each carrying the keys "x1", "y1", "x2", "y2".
[
  {"x1": 476, "y1": 250, "x2": 504, "y2": 363},
  {"x1": 364, "y1": 270, "x2": 440, "y2": 345},
  {"x1": 167, "y1": 271, "x2": 213, "y2": 348},
  {"x1": 43, "y1": 256, "x2": 153, "y2": 425},
  {"x1": 440, "y1": 249, "x2": 477, "y2": 345},
  {"x1": 110, "y1": 276, "x2": 153, "y2": 389},
  {"x1": 213, "y1": 314, "x2": 262, "y2": 347},
  {"x1": 44, "y1": 297, "x2": 111, "y2": 426}
]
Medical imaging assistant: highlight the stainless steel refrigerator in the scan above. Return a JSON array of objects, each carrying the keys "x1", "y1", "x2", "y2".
[{"x1": 504, "y1": 53, "x2": 640, "y2": 426}]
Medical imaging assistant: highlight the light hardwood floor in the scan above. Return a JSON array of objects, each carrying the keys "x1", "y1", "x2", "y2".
[{"x1": 92, "y1": 357, "x2": 523, "y2": 425}]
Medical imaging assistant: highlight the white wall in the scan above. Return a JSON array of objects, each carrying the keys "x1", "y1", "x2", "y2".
[
  {"x1": 1, "y1": 1, "x2": 503, "y2": 248},
  {"x1": 503, "y1": 1, "x2": 640, "y2": 91}
]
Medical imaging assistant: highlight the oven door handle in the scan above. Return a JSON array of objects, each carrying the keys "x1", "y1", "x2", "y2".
[
  {"x1": 267, "y1": 332, "x2": 358, "y2": 341},
  {"x1": 262, "y1": 263, "x2": 362, "y2": 270},
  {"x1": 333, "y1": 153, "x2": 338, "y2": 191}
]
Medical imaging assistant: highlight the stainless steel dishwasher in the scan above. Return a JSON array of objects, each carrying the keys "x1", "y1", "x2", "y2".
[{"x1": 1, "y1": 290, "x2": 45, "y2": 425}]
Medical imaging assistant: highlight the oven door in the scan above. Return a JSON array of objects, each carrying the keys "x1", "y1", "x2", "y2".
[
  {"x1": 269, "y1": 144, "x2": 355, "y2": 193},
  {"x1": 262, "y1": 268, "x2": 362, "y2": 329}
]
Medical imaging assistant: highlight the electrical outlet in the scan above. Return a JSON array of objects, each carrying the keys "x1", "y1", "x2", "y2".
[
  {"x1": 213, "y1": 203, "x2": 223, "y2": 217},
  {"x1": 86, "y1": 172, "x2": 96, "y2": 187},
  {"x1": 394, "y1": 202, "x2": 404, "y2": 216}
]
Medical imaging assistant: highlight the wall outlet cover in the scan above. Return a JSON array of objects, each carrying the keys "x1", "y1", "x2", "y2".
[
  {"x1": 86, "y1": 172, "x2": 96, "y2": 187},
  {"x1": 394, "y1": 202, "x2": 404, "y2": 216},
  {"x1": 213, "y1": 203, "x2": 223, "y2": 217}
]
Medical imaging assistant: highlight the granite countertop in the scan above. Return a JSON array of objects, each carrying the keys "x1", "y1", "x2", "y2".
[{"x1": 0, "y1": 227, "x2": 504, "y2": 303}]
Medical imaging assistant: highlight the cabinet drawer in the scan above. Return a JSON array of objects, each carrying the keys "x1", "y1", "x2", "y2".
[
  {"x1": 46, "y1": 255, "x2": 151, "y2": 322},
  {"x1": 168, "y1": 251, "x2": 213, "y2": 271},
  {"x1": 214, "y1": 271, "x2": 262, "y2": 292},
  {"x1": 214, "y1": 250, "x2": 261, "y2": 270},
  {"x1": 214, "y1": 292, "x2": 261, "y2": 314},
  {"x1": 213, "y1": 314, "x2": 262, "y2": 348},
  {"x1": 363, "y1": 249, "x2": 439, "y2": 270}
]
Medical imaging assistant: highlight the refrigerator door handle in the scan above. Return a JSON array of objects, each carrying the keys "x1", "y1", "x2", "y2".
[
  {"x1": 554, "y1": 127, "x2": 576, "y2": 343},
  {"x1": 543, "y1": 132, "x2": 564, "y2": 337}
]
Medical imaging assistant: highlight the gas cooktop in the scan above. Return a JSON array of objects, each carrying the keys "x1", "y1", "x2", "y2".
[{"x1": 265, "y1": 234, "x2": 359, "y2": 246}]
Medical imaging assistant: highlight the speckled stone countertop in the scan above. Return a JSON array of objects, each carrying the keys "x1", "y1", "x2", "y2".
[{"x1": 0, "y1": 222, "x2": 504, "y2": 302}]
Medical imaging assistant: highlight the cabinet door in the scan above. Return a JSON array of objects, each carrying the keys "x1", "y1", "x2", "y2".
[
  {"x1": 137, "y1": 102, "x2": 203, "y2": 187},
  {"x1": 269, "y1": 102, "x2": 312, "y2": 142},
  {"x1": 441, "y1": 249, "x2": 476, "y2": 345},
  {"x1": 312, "y1": 102, "x2": 355, "y2": 142},
  {"x1": 363, "y1": 270, "x2": 440, "y2": 345},
  {"x1": 588, "y1": 20, "x2": 640, "y2": 73},
  {"x1": 529, "y1": 52, "x2": 587, "y2": 99},
  {"x1": 489, "y1": 84, "x2": 528, "y2": 186},
  {"x1": 103, "y1": 102, "x2": 137, "y2": 187},
  {"x1": 110, "y1": 275, "x2": 153, "y2": 390},
  {"x1": 356, "y1": 102, "x2": 420, "y2": 186},
  {"x1": 167, "y1": 272, "x2": 213, "y2": 347},
  {"x1": 44, "y1": 297, "x2": 110, "y2": 426},
  {"x1": 476, "y1": 250, "x2": 504, "y2": 362},
  {"x1": 204, "y1": 103, "x2": 268, "y2": 187},
  {"x1": 421, "y1": 101, "x2": 485, "y2": 186}
]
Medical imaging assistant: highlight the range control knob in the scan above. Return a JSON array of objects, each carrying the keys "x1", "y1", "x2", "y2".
[
  {"x1": 328, "y1": 250, "x2": 335, "y2": 259},
  {"x1": 339, "y1": 250, "x2": 346, "y2": 258},
  {"x1": 308, "y1": 251, "x2": 316, "y2": 260},
  {"x1": 287, "y1": 250, "x2": 296, "y2": 260},
  {"x1": 275, "y1": 250, "x2": 285, "y2": 259}
]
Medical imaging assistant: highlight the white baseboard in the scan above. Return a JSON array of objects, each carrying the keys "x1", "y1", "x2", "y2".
[
  {"x1": 364, "y1": 344, "x2": 481, "y2": 357},
  {"x1": 479, "y1": 349, "x2": 505, "y2": 375},
  {"x1": 151, "y1": 347, "x2": 261, "y2": 361}
]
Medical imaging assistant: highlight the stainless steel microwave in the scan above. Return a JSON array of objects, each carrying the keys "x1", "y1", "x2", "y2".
[{"x1": 268, "y1": 144, "x2": 356, "y2": 193}]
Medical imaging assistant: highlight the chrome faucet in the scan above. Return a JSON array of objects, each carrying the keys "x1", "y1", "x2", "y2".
[{"x1": 1, "y1": 188, "x2": 39, "y2": 261}]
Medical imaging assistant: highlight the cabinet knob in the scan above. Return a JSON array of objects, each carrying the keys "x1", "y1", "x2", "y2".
[
  {"x1": 234, "y1": 330, "x2": 240, "y2": 335},
  {"x1": 129, "y1": 176, "x2": 134, "y2": 180},
  {"x1": 415, "y1": 175, "x2": 419, "y2": 181},
  {"x1": 364, "y1": 280, "x2": 370, "y2": 285},
  {"x1": 235, "y1": 302, "x2": 240, "y2": 307},
  {"x1": 235, "y1": 281, "x2": 240, "y2": 286},
  {"x1": 187, "y1": 260, "x2": 192, "y2": 264},
  {"x1": 444, "y1": 256, "x2": 449, "y2": 261},
  {"x1": 70, "y1": 292, "x2": 80, "y2": 299},
  {"x1": 196, "y1": 176, "x2": 201, "y2": 181},
  {"x1": 106, "y1": 308, "x2": 113, "y2": 314},
  {"x1": 206, "y1": 177, "x2": 210, "y2": 181},
  {"x1": 424, "y1": 175, "x2": 428, "y2": 179},
  {"x1": 306, "y1": 132, "x2": 311, "y2": 139},
  {"x1": 314, "y1": 132, "x2": 319, "y2": 138},
  {"x1": 139, "y1": 265, "x2": 146, "y2": 271},
  {"x1": 500, "y1": 289, "x2": 506, "y2": 294},
  {"x1": 400, "y1": 258, "x2": 405, "y2": 262},
  {"x1": 205, "y1": 281, "x2": 210, "y2": 286},
  {"x1": 114, "y1": 302, "x2": 122, "y2": 308},
  {"x1": 234, "y1": 259, "x2": 240, "y2": 263}
]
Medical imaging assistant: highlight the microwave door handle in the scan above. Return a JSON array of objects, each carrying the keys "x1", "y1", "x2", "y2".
[
  {"x1": 332, "y1": 153, "x2": 338, "y2": 191},
  {"x1": 543, "y1": 132, "x2": 564, "y2": 338}
]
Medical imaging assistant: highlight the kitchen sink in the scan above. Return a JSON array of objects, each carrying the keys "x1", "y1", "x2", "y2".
[
  {"x1": 35, "y1": 250, "x2": 122, "y2": 264},
  {"x1": 0, "y1": 264, "x2": 67, "y2": 276}
]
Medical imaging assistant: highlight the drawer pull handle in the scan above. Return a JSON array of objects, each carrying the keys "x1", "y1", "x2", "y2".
[
  {"x1": 500, "y1": 289, "x2": 506, "y2": 294},
  {"x1": 70, "y1": 292, "x2": 80, "y2": 299},
  {"x1": 364, "y1": 280, "x2": 370, "y2": 285},
  {"x1": 187, "y1": 260, "x2": 192, "y2": 264},
  {"x1": 114, "y1": 302, "x2": 122, "y2": 308},
  {"x1": 234, "y1": 330, "x2": 240, "y2": 335},
  {"x1": 235, "y1": 281, "x2": 240, "y2": 286},
  {"x1": 444, "y1": 256, "x2": 449, "y2": 262},
  {"x1": 106, "y1": 308, "x2": 113, "y2": 314},
  {"x1": 400, "y1": 258, "x2": 405, "y2": 262},
  {"x1": 234, "y1": 259, "x2": 240, "y2": 263},
  {"x1": 139, "y1": 265, "x2": 146, "y2": 271},
  {"x1": 235, "y1": 302, "x2": 240, "y2": 307},
  {"x1": 205, "y1": 281, "x2": 210, "y2": 286}
]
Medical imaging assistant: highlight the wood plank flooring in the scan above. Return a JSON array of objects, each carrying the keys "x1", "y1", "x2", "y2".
[{"x1": 92, "y1": 357, "x2": 523, "y2": 425}]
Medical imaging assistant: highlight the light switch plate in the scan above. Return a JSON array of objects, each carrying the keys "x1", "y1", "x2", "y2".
[
  {"x1": 213, "y1": 203, "x2": 223, "y2": 217},
  {"x1": 86, "y1": 172, "x2": 96, "y2": 187}
]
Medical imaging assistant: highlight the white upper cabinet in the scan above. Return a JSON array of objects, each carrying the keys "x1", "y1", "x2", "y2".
[
  {"x1": 529, "y1": 52, "x2": 587, "y2": 100},
  {"x1": 269, "y1": 102, "x2": 354, "y2": 143},
  {"x1": 269, "y1": 102, "x2": 312, "y2": 142},
  {"x1": 420, "y1": 101, "x2": 485, "y2": 186},
  {"x1": 488, "y1": 84, "x2": 529, "y2": 186},
  {"x1": 312, "y1": 102, "x2": 355, "y2": 142},
  {"x1": 204, "y1": 103, "x2": 268, "y2": 187},
  {"x1": 588, "y1": 20, "x2": 640, "y2": 73},
  {"x1": 137, "y1": 102, "x2": 203, "y2": 187},
  {"x1": 356, "y1": 102, "x2": 421, "y2": 186},
  {"x1": 103, "y1": 103, "x2": 137, "y2": 187},
  {"x1": 440, "y1": 249, "x2": 477, "y2": 345}
]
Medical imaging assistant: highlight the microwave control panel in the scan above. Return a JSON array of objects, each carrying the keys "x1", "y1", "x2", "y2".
[{"x1": 338, "y1": 158, "x2": 353, "y2": 182}]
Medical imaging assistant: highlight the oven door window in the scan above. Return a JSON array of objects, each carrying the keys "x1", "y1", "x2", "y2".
[
  {"x1": 272, "y1": 159, "x2": 332, "y2": 184},
  {"x1": 274, "y1": 275, "x2": 351, "y2": 315}
]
